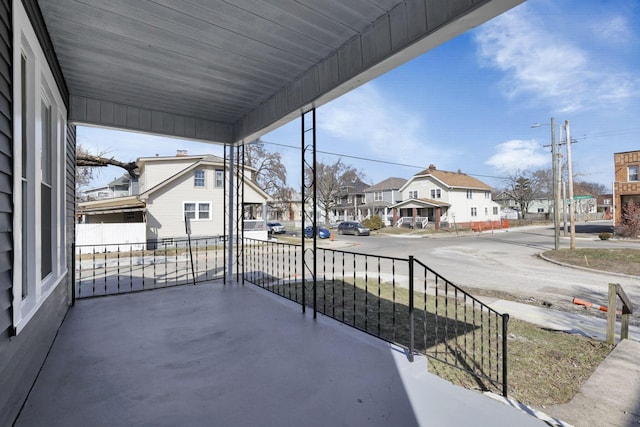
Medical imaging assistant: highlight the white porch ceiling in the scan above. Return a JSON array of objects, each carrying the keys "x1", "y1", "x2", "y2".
[{"x1": 37, "y1": 0, "x2": 523, "y2": 145}]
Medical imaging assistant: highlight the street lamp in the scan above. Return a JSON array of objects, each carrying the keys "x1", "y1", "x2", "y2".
[{"x1": 532, "y1": 118, "x2": 560, "y2": 250}]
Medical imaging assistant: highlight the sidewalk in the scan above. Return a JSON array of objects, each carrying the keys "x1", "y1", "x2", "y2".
[{"x1": 481, "y1": 298, "x2": 640, "y2": 427}]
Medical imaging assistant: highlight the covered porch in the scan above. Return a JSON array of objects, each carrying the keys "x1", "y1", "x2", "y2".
[
  {"x1": 391, "y1": 199, "x2": 451, "y2": 229},
  {"x1": 14, "y1": 281, "x2": 542, "y2": 426}
]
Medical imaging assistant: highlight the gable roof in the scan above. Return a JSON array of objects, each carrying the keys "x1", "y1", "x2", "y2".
[
  {"x1": 365, "y1": 177, "x2": 407, "y2": 192},
  {"x1": 402, "y1": 166, "x2": 492, "y2": 191},
  {"x1": 139, "y1": 156, "x2": 269, "y2": 201}
]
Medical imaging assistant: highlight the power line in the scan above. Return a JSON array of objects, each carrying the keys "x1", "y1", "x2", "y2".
[{"x1": 256, "y1": 139, "x2": 507, "y2": 181}]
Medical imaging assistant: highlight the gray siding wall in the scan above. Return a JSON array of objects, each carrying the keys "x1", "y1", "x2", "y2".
[
  {"x1": 0, "y1": 0, "x2": 13, "y2": 349},
  {"x1": 0, "y1": 2, "x2": 73, "y2": 425}
]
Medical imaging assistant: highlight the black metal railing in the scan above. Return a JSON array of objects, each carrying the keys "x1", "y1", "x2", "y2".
[
  {"x1": 243, "y1": 238, "x2": 509, "y2": 396},
  {"x1": 74, "y1": 236, "x2": 225, "y2": 299}
]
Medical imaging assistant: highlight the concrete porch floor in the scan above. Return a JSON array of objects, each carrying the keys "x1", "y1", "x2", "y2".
[{"x1": 15, "y1": 282, "x2": 544, "y2": 426}]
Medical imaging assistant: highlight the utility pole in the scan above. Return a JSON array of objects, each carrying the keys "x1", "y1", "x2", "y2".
[
  {"x1": 565, "y1": 120, "x2": 576, "y2": 249},
  {"x1": 550, "y1": 117, "x2": 559, "y2": 250}
]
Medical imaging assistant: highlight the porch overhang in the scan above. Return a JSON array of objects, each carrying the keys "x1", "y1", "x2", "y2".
[
  {"x1": 34, "y1": 0, "x2": 525, "y2": 145},
  {"x1": 390, "y1": 198, "x2": 450, "y2": 210}
]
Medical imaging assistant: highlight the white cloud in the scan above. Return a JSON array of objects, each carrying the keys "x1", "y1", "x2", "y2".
[
  {"x1": 473, "y1": 4, "x2": 639, "y2": 113},
  {"x1": 485, "y1": 139, "x2": 548, "y2": 173},
  {"x1": 317, "y1": 83, "x2": 437, "y2": 169}
]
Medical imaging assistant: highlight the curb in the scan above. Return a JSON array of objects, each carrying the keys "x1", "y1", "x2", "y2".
[{"x1": 537, "y1": 252, "x2": 640, "y2": 280}]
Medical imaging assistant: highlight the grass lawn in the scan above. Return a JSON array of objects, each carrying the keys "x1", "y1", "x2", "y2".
[
  {"x1": 261, "y1": 277, "x2": 610, "y2": 408},
  {"x1": 541, "y1": 248, "x2": 640, "y2": 277}
]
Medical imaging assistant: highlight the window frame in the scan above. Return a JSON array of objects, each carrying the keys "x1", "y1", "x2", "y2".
[
  {"x1": 408, "y1": 190, "x2": 418, "y2": 199},
  {"x1": 183, "y1": 201, "x2": 212, "y2": 221},
  {"x1": 471, "y1": 207, "x2": 478, "y2": 217},
  {"x1": 628, "y1": 165, "x2": 638, "y2": 182},
  {"x1": 373, "y1": 191, "x2": 383, "y2": 202},
  {"x1": 430, "y1": 189, "x2": 441, "y2": 199},
  {"x1": 466, "y1": 189, "x2": 473, "y2": 199},
  {"x1": 12, "y1": 3, "x2": 68, "y2": 334},
  {"x1": 194, "y1": 169, "x2": 206, "y2": 187},
  {"x1": 215, "y1": 169, "x2": 224, "y2": 188}
]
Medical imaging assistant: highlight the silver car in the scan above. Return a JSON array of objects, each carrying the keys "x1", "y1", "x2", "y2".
[
  {"x1": 337, "y1": 221, "x2": 370, "y2": 236},
  {"x1": 267, "y1": 221, "x2": 286, "y2": 234}
]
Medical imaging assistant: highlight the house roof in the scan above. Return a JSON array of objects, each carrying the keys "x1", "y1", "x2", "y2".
[
  {"x1": 389, "y1": 198, "x2": 450, "y2": 209},
  {"x1": 139, "y1": 156, "x2": 270, "y2": 201},
  {"x1": 107, "y1": 174, "x2": 132, "y2": 187},
  {"x1": 402, "y1": 165, "x2": 492, "y2": 191},
  {"x1": 365, "y1": 177, "x2": 407, "y2": 192},
  {"x1": 340, "y1": 179, "x2": 370, "y2": 195},
  {"x1": 77, "y1": 196, "x2": 145, "y2": 213}
]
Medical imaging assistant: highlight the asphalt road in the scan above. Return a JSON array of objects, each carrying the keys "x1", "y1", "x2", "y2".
[{"x1": 330, "y1": 221, "x2": 639, "y2": 319}]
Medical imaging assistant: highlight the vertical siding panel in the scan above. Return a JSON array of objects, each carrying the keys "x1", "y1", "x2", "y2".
[{"x1": 0, "y1": 0, "x2": 13, "y2": 344}]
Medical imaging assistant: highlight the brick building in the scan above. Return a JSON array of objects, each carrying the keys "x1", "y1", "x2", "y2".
[{"x1": 613, "y1": 150, "x2": 640, "y2": 226}]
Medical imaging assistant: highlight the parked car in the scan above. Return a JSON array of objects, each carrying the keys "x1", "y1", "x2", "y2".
[
  {"x1": 337, "y1": 221, "x2": 370, "y2": 236},
  {"x1": 266, "y1": 221, "x2": 286, "y2": 234},
  {"x1": 303, "y1": 226, "x2": 331, "y2": 239}
]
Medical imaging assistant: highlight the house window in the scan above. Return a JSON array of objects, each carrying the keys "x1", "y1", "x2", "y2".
[
  {"x1": 628, "y1": 166, "x2": 638, "y2": 182},
  {"x1": 13, "y1": 3, "x2": 68, "y2": 334},
  {"x1": 215, "y1": 170, "x2": 224, "y2": 187},
  {"x1": 409, "y1": 190, "x2": 418, "y2": 199},
  {"x1": 493, "y1": 207, "x2": 499, "y2": 215},
  {"x1": 194, "y1": 170, "x2": 205, "y2": 187},
  {"x1": 374, "y1": 191, "x2": 383, "y2": 202},
  {"x1": 538, "y1": 208, "x2": 544, "y2": 213},
  {"x1": 430, "y1": 189, "x2": 441, "y2": 199},
  {"x1": 466, "y1": 189, "x2": 473, "y2": 199},
  {"x1": 484, "y1": 207, "x2": 488, "y2": 216},
  {"x1": 485, "y1": 191, "x2": 490, "y2": 199},
  {"x1": 471, "y1": 207, "x2": 477, "y2": 217},
  {"x1": 184, "y1": 202, "x2": 211, "y2": 220},
  {"x1": 604, "y1": 199, "x2": 611, "y2": 205}
]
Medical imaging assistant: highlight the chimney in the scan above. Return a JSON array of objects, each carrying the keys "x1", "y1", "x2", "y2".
[
  {"x1": 428, "y1": 164, "x2": 436, "y2": 170},
  {"x1": 176, "y1": 150, "x2": 188, "y2": 157},
  {"x1": 457, "y1": 168, "x2": 462, "y2": 174}
]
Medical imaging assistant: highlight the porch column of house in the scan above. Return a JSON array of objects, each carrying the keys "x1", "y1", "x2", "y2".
[
  {"x1": 226, "y1": 145, "x2": 235, "y2": 280},
  {"x1": 435, "y1": 206, "x2": 441, "y2": 230},
  {"x1": 393, "y1": 208, "x2": 398, "y2": 224},
  {"x1": 412, "y1": 207, "x2": 417, "y2": 226}
]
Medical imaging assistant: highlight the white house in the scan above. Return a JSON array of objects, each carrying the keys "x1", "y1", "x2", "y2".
[
  {"x1": 390, "y1": 165, "x2": 502, "y2": 230},
  {"x1": 80, "y1": 174, "x2": 136, "y2": 201},
  {"x1": 78, "y1": 153, "x2": 271, "y2": 244}
]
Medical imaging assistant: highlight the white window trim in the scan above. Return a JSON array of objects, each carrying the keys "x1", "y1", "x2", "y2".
[
  {"x1": 215, "y1": 169, "x2": 224, "y2": 188},
  {"x1": 194, "y1": 169, "x2": 206, "y2": 187},
  {"x1": 374, "y1": 191, "x2": 383, "y2": 202},
  {"x1": 471, "y1": 207, "x2": 478, "y2": 217},
  {"x1": 12, "y1": 2, "x2": 68, "y2": 334},
  {"x1": 183, "y1": 201, "x2": 212, "y2": 221},
  {"x1": 628, "y1": 166, "x2": 638, "y2": 182}
]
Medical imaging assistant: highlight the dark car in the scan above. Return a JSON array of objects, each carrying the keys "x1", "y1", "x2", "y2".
[
  {"x1": 303, "y1": 226, "x2": 331, "y2": 239},
  {"x1": 266, "y1": 221, "x2": 286, "y2": 234},
  {"x1": 337, "y1": 221, "x2": 370, "y2": 236}
]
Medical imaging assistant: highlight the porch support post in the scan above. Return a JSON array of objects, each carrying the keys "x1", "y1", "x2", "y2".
[
  {"x1": 435, "y1": 207, "x2": 441, "y2": 230},
  {"x1": 302, "y1": 108, "x2": 317, "y2": 318},
  {"x1": 226, "y1": 145, "x2": 234, "y2": 282}
]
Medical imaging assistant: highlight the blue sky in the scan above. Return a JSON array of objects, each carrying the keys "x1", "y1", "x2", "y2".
[{"x1": 80, "y1": 0, "x2": 640, "y2": 192}]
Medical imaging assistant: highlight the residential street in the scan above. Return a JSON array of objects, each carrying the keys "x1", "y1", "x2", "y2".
[{"x1": 327, "y1": 221, "x2": 639, "y2": 321}]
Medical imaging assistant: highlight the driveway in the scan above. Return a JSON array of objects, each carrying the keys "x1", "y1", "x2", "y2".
[{"x1": 331, "y1": 221, "x2": 639, "y2": 322}]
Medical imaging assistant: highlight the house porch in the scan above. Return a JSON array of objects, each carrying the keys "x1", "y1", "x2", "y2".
[{"x1": 14, "y1": 281, "x2": 542, "y2": 426}]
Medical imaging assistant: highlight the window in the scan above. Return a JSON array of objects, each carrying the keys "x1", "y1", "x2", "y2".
[
  {"x1": 493, "y1": 207, "x2": 499, "y2": 215},
  {"x1": 604, "y1": 199, "x2": 611, "y2": 205},
  {"x1": 184, "y1": 202, "x2": 211, "y2": 220},
  {"x1": 471, "y1": 207, "x2": 477, "y2": 217},
  {"x1": 13, "y1": 2, "x2": 68, "y2": 334},
  {"x1": 374, "y1": 191, "x2": 383, "y2": 202},
  {"x1": 215, "y1": 170, "x2": 224, "y2": 187},
  {"x1": 484, "y1": 207, "x2": 488, "y2": 215},
  {"x1": 409, "y1": 190, "x2": 418, "y2": 198},
  {"x1": 430, "y1": 189, "x2": 441, "y2": 199},
  {"x1": 466, "y1": 189, "x2": 473, "y2": 199},
  {"x1": 194, "y1": 170, "x2": 205, "y2": 187},
  {"x1": 629, "y1": 166, "x2": 638, "y2": 182},
  {"x1": 485, "y1": 191, "x2": 490, "y2": 199},
  {"x1": 537, "y1": 208, "x2": 544, "y2": 213}
]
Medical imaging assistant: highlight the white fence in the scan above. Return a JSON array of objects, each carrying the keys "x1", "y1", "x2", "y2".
[{"x1": 76, "y1": 223, "x2": 147, "y2": 254}]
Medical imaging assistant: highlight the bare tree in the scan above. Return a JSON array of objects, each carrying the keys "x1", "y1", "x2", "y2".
[
  {"x1": 502, "y1": 169, "x2": 541, "y2": 219},
  {"x1": 307, "y1": 159, "x2": 363, "y2": 225},
  {"x1": 76, "y1": 144, "x2": 138, "y2": 189},
  {"x1": 244, "y1": 139, "x2": 293, "y2": 198}
]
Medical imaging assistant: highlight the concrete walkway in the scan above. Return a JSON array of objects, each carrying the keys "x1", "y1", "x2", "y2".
[
  {"x1": 481, "y1": 298, "x2": 640, "y2": 427},
  {"x1": 546, "y1": 339, "x2": 640, "y2": 427}
]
